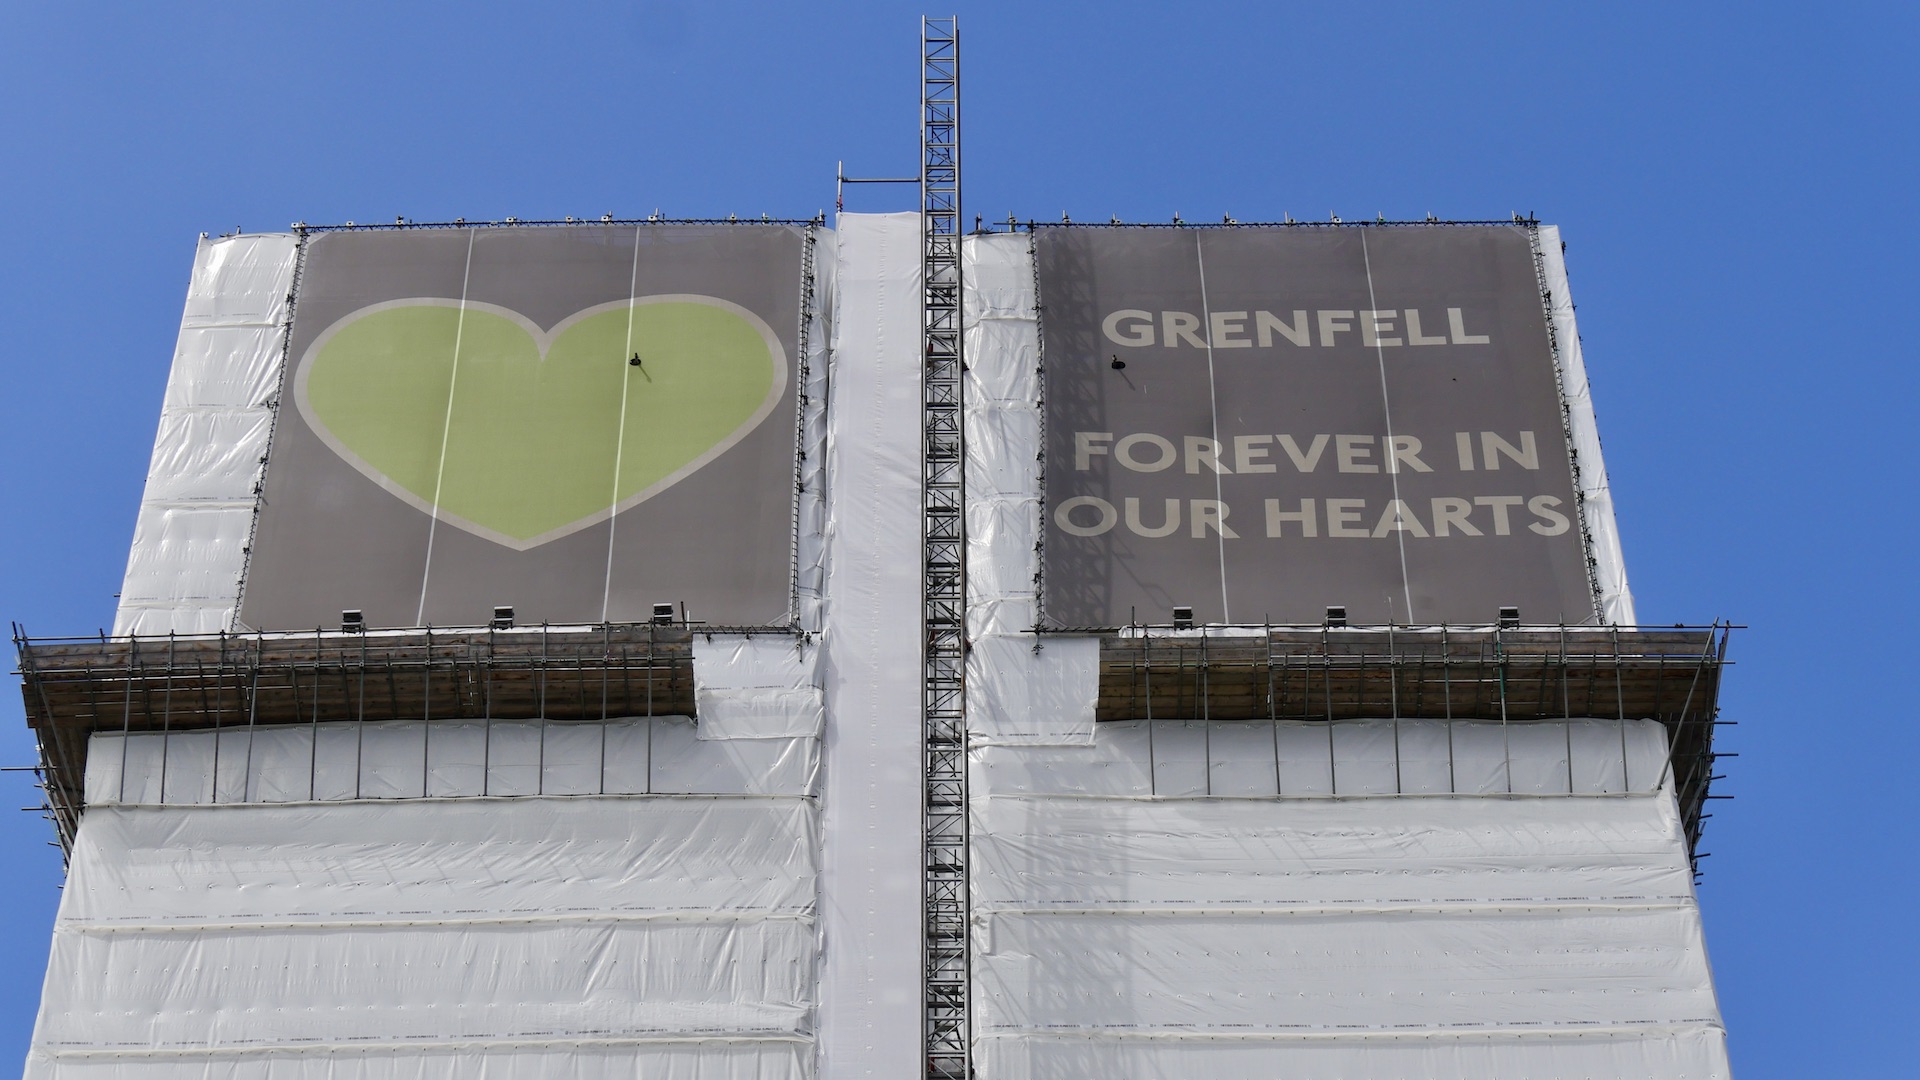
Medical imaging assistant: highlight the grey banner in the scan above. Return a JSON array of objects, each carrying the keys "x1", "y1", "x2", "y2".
[
  {"x1": 1037, "y1": 225, "x2": 1597, "y2": 627},
  {"x1": 240, "y1": 224, "x2": 806, "y2": 631}
]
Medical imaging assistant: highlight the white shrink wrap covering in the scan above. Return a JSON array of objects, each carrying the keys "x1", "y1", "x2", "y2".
[
  {"x1": 117, "y1": 503, "x2": 257, "y2": 633},
  {"x1": 961, "y1": 232, "x2": 1043, "y2": 644},
  {"x1": 815, "y1": 213, "x2": 925, "y2": 1080},
  {"x1": 693, "y1": 635, "x2": 826, "y2": 740},
  {"x1": 962, "y1": 234, "x2": 1101, "y2": 747},
  {"x1": 1538, "y1": 226, "x2": 1636, "y2": 626},
  {"x1": 977, "y1": 906, "x2": 1718, "y2": 1030},
  {"x1": 85, "y1": 717, "x2": 816, "y2": 805},
  {"x1": 977, "y1": 1026, "x2": 1728, "y2": 1080},
  {"x1": 64, "y1": 798, "x2": 816, "y2": 925},
  {"x1": 794, "y1": 229, "x2": 835, "y2": 632},
  {"x1": 30, "y1": 1045, "x2": 811, "y2": 1080},
  {"x1": 974, "y1": 794, "x2": 1700, "y2": 912},
  {"x1": 973, "y1": 716, "x2": 1671, "y2": 799},
  {"x1": 966, "y1": 636, "x2": 1099, "y2": 747},
  {"x1": 115, "y1": 233, "x2": 297, "y2": 637},
  {"x1": 970, "y1": 714, "x2": 1727, "y2": 1079},
  {"x1": 28, "y1": 794, "x2": 819, "y2": 1079}
]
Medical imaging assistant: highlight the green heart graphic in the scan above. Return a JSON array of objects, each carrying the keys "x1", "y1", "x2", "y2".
[{"x1": 294, "y1": 296, "x2": 785, "y2": 548}]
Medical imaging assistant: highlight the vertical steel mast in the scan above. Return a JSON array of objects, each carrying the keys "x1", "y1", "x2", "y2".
[{"x1": 920, "y1": 15, "x2": 969, "y2": 1080}]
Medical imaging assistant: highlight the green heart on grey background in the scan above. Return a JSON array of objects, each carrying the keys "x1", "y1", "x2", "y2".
[{"x1": 295, "y1": 297, "x2": 785, "y2": 548}]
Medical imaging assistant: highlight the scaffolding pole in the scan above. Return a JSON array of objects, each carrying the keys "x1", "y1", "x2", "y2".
[{"x1": 920, "y1": 14, "x2": 968, "y2": 1080}]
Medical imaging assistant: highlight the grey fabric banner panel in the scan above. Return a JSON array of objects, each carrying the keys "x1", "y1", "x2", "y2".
[
  {"x1": 240, "y1": 224, "x2": 807, "y2": 631},
  {"x1": 1036, "y1": 225, "x2": 1597, "y2": 627}
]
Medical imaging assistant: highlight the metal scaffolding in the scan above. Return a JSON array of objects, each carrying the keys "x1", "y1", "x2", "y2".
[
  {"x1": 920, "y1": 14, "x2": 969, "y2": 1080},
  {"x1": 14, "y1": 623, "x2": 701, "y2": 853},
  {"x1": 1086, "y1": 622, "x2": 1733, "y2": 867}
]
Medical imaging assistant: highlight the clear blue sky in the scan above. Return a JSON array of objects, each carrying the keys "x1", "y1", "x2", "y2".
[{"x1": 1, "y1": 2, "x2": 1911, "y2": 1074}]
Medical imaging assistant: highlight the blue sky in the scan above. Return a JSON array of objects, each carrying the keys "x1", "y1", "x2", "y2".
[{"x1": 1, "y1": 1, "x2": 1912, "y2": 1074}]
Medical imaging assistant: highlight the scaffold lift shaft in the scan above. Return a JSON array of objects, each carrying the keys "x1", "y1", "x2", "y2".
[{"x1": 920, "y1": 14, "x2": 969, "y2": 1080}]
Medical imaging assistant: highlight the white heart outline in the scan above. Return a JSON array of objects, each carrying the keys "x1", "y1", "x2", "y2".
[{"x1": 292, "y1": 294, "x2": 790, "y2": 551}]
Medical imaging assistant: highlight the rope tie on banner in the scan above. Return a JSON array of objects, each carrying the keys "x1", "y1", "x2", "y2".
[
  {"x1": 416, "y1": 231, "x2": 478, "y2": 625},
  {"x1": 1360, "y1": 230, "x2": 1416, "y2": 624},
  {"x1": 1192, "y1": 235, "x2": 1230, "y2": 622},
  {"x1": 602, "y1": 227, "x2": 646, "y2": 623}
]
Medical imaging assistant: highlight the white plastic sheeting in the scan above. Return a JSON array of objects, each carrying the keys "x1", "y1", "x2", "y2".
[
  {"x1": 26, "y1": 1044, "x2": 811, "y2": 1080},
  {"x1": 28, "y1": 796, "x2": 817, "y2": 1079},
  {"x1": 794, "y1": 230, "x2": 836, "y2": 632},
  {"x1": 963, "y1": 233, "x2": 1100, "y2": 746},
  {"x1": 693, "y1": 635, "x2": 826, "y2": 740},
  {"x1": 1539, "y1": 226, "x2": 1636, "y2": 625},
  {"x1": 84, "y1": 719, "x2": 818, "y2": 805},
  {"x1": 115, "y1": 234, "x2": 297, "y2": 637},
  {"x1": 976, "y1": 1027, "x2": 1728, "y2": 1080},
  {"x1": 961, "y1": 233, "x2": 1040, "y2": 642},
  {"x1": 973, "y1": 716, "x2": 1673, "y2": 798},
  {"x1": 975, "y1": 794, "x2": 1700, "y2": 910},
  {"x1": 968, "y1": 716, "x2": 1728, "y2": 1079},
  {"x1": 815, "y1": 212, "x2": 925, "y2": 1080},
  {"x1": 965, "y1": 637, "x2": 1099, "y2": 747}
]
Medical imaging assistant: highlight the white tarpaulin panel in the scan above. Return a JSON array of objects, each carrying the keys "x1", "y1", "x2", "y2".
[
  {"x1": 45, "y1": 919, "x2": 814, "y2": 1044},
  {"x1": 966, "y1": 637, "x2": 1099, "y2": 747},
  {"x1": 962, "y1": 232, "x2": 1042, "y2": 645},
  {"x1": 794, "y1": 230, "x2": 836, "y2": 632},
  {"x1": 816, "y1": 212, "x2": 925, "y2": 1080},
  {"x1": 962, "y1": 233, "x2": 1101, "y2": 747},
  {"x1": 693, "y1": 635, "x2": 826, "y2": 740},
  {"x1": 115, "y1": 233, "x2": 297, "y2": 637},
  {"x1": 28, "y1": 1045, "x2": 808, "y2": 1080},
  {"x1": 974, "y1": 794, "x2": 1699, "y2": 910},
  {"x1": 969, "y1": 716, "x2": 1727, "y2": 1078},
  {"x1": 64, "y1": 798, "x2": 815, "y2": 924},
  {"x1": 29, "y1": 794, "x2": 818, "y2": 1078},
  {"x1": 1539, "y1": 226, "x2": 1635, "y2": 625},
  {"x1": 977, "y1": 906, "x2": 1718, "y2": 1030},
  {"x1": 976, "y1": 1026, "x2": 1728, "y2": 1080},
  {"x1": 86, "y1": 718, "x2": 816, "y2": 805},
  {"x1": 973, "y1": 717, "x2": 1672, "y2": 798}
]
